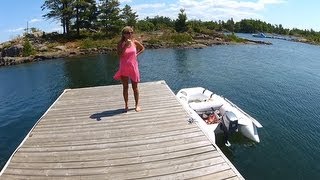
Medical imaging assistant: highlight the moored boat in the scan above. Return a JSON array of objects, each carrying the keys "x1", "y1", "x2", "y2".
[
  {"x1": 252, "y1": 33, "x2": 267, "y2": 38},
  {"x1": 176, "y1": 87, "x2": 263, "y2": 145}
]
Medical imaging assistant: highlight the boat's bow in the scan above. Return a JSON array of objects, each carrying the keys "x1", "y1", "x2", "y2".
[{"x1": 177, "y1": 87, "x2": 263, "y2": 144}]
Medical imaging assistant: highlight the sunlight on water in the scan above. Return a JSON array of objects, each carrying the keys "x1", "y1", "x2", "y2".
[{"x1": 0, "y1": 36, "x2": 320, "y2": 179}]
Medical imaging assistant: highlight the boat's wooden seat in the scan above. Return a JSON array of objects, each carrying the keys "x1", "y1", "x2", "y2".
[{"x1": 189, "y1": 101, "x2": 223, "y2": 112}]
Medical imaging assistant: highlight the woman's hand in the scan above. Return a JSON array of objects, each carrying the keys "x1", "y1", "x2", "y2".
[
  {"x1": 124, "y1": 39, "x2": 131, "y2": 48},
  {"x1": 117, "y1": 39, "x2": 131, "y2": 56},
  {"x1": 134, "y1": 40, "x2": 145, "y2": 56}
]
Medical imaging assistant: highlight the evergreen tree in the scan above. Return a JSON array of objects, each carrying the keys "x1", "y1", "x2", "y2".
[
  {"x1": 22, "y1": 39, "x2": 34, "y2": 57},
  {"x1": 42, "y1": 0, "x2": 61, "y2": 21},
  {"x1": 121, "y1": 4, "x2": 138, "y2": 27},
  {"x1": 42, "y1": 0, "x2": 73, "y2": 35},
  {"x1": 98, "y1": 0, "x2": 123, "y2": 36},
  {"x1": 73, "y1": 0, "x2": 98, "y2": 36},
  {"x1": 136, "y1": 20, "x2": 155, "y2": 32},
  {"x1": 175, "y1": 9, "x2": 187, "y2": 33},
  {"x1": 145, "y1": 16, "x2": 174, "y2": 30},
  {"x1": 225, "y1": 18, "x2": 235, "y2": 32},
  {"x1": 61, "y1": 0, "x2": 73, "y2": 34}
]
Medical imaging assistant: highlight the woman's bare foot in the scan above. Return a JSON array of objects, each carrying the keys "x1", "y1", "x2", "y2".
[
  {"x1": 135, "y1": 106, "x2": 141, "y2": 112},
  {"x1": 124, "y1": 106, "x2": 129, "y2": 112}
]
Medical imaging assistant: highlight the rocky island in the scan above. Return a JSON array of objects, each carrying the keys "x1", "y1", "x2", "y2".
[{"x1": 0, "y1": 30, "x2": 271, "y2": 67}]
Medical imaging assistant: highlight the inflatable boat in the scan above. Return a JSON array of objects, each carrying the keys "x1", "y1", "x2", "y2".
[{"x1": 176, "y1": 87, "x2": 263, "y2": 145}]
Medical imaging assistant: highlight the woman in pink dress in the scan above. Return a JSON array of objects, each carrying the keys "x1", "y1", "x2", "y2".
[{"x1": 114, "y1": 26, "x2": 145, "y2": 112}]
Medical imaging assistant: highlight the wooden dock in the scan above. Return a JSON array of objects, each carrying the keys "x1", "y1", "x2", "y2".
[{"x1": 0, "y1": 81, "x2": 244, "y2": 179}]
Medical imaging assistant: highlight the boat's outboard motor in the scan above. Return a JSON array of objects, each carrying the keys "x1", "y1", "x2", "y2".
[
  {"x1": 222, "y1": 111, "x2": 238, "y2": 133},
  {"x1": 221, "y1": 111, "x2": 238, "y2": 146}
]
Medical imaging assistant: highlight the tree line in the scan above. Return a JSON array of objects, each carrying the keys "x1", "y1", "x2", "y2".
[
  {"x1": 42, "y1": 0, "x2": 136, "y2": 37},
  {"x1": 42, "y1": 0, "x2": 320, "y2": 43}
]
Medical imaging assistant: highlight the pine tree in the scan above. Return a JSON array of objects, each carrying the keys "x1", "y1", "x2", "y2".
[
  {"x1": 42, "y1": 0, "x2": 73, "y2": 35},
  {"x1": 226, "y1": 18, "x2": 235, "y2": 32},
  {"x1": 121, "y1": 5, "x2": 138, "y2": 27},
  {"x1": 22, "y1": 39, "x2": 34, "y2": 57},
  {"x1": 98, "y1": 0, "x2": 123, "y2": 36},
  {"x1": 73, "y1": 0, "x2": 98, "y2": 36},
  {"x1": 175, "y1": 9, "x2": 188, "y2": 33}
]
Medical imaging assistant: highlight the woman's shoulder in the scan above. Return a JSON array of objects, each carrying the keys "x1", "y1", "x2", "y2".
[
  {"x1": 117, "y1": 40, "x2": 126, "y2": 48},
  {"x1": 133, "y1": 38, "x2": 141, "y2": 43},
  {"x1": 117, "y1": 40, "x2": 123, "y2": 45},
  {"x1": 133, "y1": 39, "x2": 143, "y2": 45}
]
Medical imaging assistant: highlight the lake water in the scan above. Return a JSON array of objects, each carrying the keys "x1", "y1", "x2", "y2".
[{"x1": 1, "y1": 34, "x2": 320, "y2": 179}]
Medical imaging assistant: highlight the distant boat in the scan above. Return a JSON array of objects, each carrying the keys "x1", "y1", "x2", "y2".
[{"x1": 252, "y1": 33, "x2": 267, "y2": 38}]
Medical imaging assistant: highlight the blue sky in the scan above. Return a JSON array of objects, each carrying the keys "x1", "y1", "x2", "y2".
[{"x1": 0, "y1": 0, "x2": 319, "y2": 43}]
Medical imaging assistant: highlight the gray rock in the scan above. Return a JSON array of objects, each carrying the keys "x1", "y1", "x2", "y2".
[
  {"x1": 39, "y1": 45, "x2": 48, "y2": 52},
  {"x1": 191, "y1": 43, "x2": 207, "y2": 49},
  {"x1": 54, "y1": 45, "x2": 67, "y2": 51},
  {"x1": 2, "y1": 57, "x2": 16, "y2": 65},
  {"x1": 214, "y1": 37, "x2": 223, "y2": 42},
  {"x1": 0, "y1": 57, "x2": 4, "y2": 66},
  {"x1": 2, "y1": 44, "x2": 23, "y2": 57}
]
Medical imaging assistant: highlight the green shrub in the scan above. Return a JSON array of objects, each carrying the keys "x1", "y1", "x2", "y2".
[
  {"x1": 80, "y1": 38, "x2": 95, "y2": 49},
  {"x1": 22, "y1": 39, "x2": 34, "y2": 57},
  {"x1": 170, "y1": 33, "x2": 193, "y2": 44},
  {"x1": 136, "y1": 21, "x2": 155, "y2": 32},
  {"x1": 146, "y1": 38, "x2": 161, "y2": 44},
  {"x1": 79, "y1": 38, "x2": 117, "y2": 49},
  {"x1": 46, "y1": 42, "x2": 61, "y2": 50},
  {"x1": 91, "y1": 32, "x2": 107, "y2": 40},
  {"x1": 225, "y1": 33, "x2": 246, "y2": 43}
]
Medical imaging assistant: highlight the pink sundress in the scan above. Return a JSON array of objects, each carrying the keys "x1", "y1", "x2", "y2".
[{"x1": 114, "y1": 42, "x2": 140, "y2": 82}]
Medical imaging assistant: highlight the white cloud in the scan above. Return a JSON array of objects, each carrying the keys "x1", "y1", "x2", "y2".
[
  {"x1": 176, "y1": 0, "x2": 285, "y2": 21},
  {"x1": 50, "y1": 27, "x2": 62, "y2": 32},
  {"x1": 38, "y1": 26, "x2": 62, "y2": 33},
  {"x1": 133, "y1": 3, "x2": 166, "y2": 11},
  {"x1": 127, "y1": 0, "x2": 286, "y2": 22},
  {"x1": 29, "y1": 18, "x2": 42, "y2": 23},
  {"x1": 119, "y1": 0, "x2": 132, "y2": 3},
  {"x1": 259, "y1": 0, "x2": 286, "y2": 4},
  {"x1": 7, "y1": 27, "x2": 24, "y2": 32}
]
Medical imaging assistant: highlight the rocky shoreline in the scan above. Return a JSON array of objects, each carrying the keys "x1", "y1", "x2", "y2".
[
  {"x1": 0, "y1": 48, "x2": 114, "y2": 66},
  {"x1": 0, "y1": 34, "x2": 271, "y2": 67}
]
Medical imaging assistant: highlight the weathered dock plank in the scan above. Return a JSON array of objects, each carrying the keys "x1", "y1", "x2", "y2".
[{"x1": 0, "y1": 81, "x2": 244, "y2": 179}]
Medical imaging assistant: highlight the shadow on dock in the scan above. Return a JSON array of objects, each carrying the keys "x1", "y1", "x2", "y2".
[{"x1": 90, "y1": 108, "x2": 130, "y2": 121}]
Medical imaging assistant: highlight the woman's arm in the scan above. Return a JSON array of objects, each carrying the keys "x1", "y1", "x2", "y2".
[
  {"x1": 117, "y1": 41, "x2": 124, "y2": 56},
  {"x1": 134, "y1": 40, "x2": 145, "y2": 56}
]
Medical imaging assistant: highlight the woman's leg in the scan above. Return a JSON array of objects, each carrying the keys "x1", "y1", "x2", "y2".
[
  {"x1": 132, "y1": 81, "x2": 141, "y2": 112},
  {"x1": 121, "y1": 76, "x2": 129, "y2": 111}
]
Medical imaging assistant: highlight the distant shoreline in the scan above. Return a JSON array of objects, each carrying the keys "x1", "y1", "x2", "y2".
[{"x1": 0, "y1": 32, "x2": 271, "y2": 67}]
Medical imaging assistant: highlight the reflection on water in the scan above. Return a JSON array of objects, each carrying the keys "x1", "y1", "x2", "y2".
[
  {"x1": 64, "y1": 54, "x2": 119, "y2": 88},
  {"x1": 1, "y1": 38, "x2": 320, "y2": 179}
]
